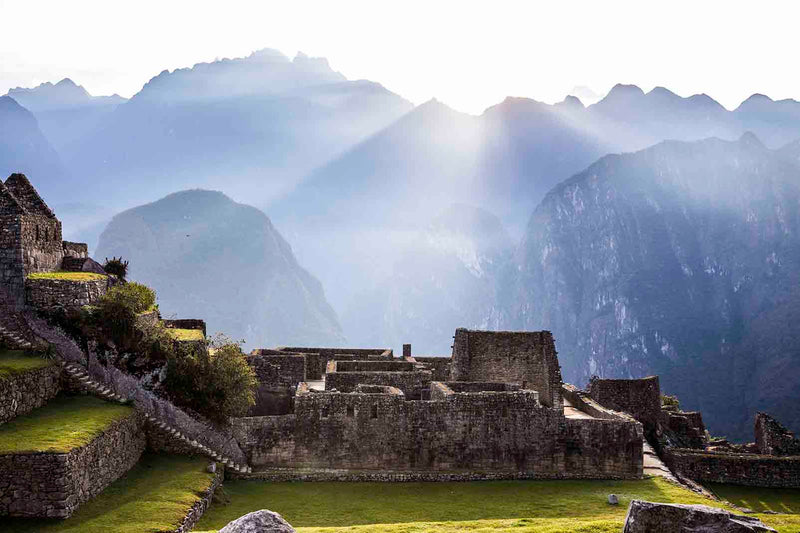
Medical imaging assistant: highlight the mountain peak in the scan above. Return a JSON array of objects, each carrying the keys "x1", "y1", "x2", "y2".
[
  {"x1": 739, "y1": 131, "x2": 765, "y2": 149},
  {"x1": 607, "y1": 83, "x2": 645, "y2": 97},
  {"x1": 558, "y1": 95, "x2": 585, "y2": 109}
]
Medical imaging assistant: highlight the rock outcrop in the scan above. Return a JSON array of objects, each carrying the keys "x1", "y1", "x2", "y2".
[
  {"x1": 623, "y1": 500, "x2": 776, "y2": 532},
  {"x1": 219, "y1": 510, "x2": 296, "y2": 533}
]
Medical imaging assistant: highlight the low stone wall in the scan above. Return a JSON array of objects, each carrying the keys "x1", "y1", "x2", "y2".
[
  {"x1": 562, "y1": 383, "x2": 635, "y2": 421},
  {"x1": 25, "y1": 277, "x2": 108, "y2": 309},
  {"x1": 249, "y1": 354, "x2": 306, "y2": 388},
  {"x1": 174, "y1": 466, "x2": 224, "y2": 533},
  {"x1": 755, "y1": 412, "x2": 800, "y2": 456},
  {"x1": 325, "y1": 367, "x2": 432, "y2": 399},
  {"x1": 0, "y1": 362, "x2": 61, "y2": 423},
  {"x1": 274, "y1": 347, "x2": 393, "y2": 380},
  {"x1": 0, "y1": 411, "x2": 145, "y2": 518},
  {"x1": 61, "y1": 241, "x2": 88, "y2": 258},
  {"x1": 664, "y1": 448, "x2": 800, "y2": 488},
  {"x1": 564, "y1": 418, "x2": 643, "y2": 479},
  {"x1": 412, "y1": 356, "x2": 452, "y2": 381}
]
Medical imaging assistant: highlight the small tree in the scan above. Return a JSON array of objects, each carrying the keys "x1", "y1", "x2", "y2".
[
  {"x1": 103, "y1": 257, "x2": 129, "y2": 280},
  {"x1": 96, "y1": 282, "x2": 157, "y2": 350},
  {"x1": 163, "y1": 334, "x2": 256, "y2": 423}
]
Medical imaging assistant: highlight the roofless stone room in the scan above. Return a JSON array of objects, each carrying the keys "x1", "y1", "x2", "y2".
[{"x1": 3, "y1": 6, "x2": 800, "y2": 529}]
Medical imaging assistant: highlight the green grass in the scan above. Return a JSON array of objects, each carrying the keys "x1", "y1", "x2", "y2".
[
  {"x1": 0, "y1": 395, "x2": 133, "y2": 453},
  {"x1": 709, "y1": 483, "x2": 800, "y2": 532},
  {"x1": 0, "y1": 454, "x2": 216, "y2": 533},
  {"x1": 166, "y1": 328, "x2": 205, "y2": 342},
  {"x1": 0, "y1": 350, "x2": 53, "y2": 380},
  {"x1": 192, "y1": 476, "x2": 800, "y2": 533},
  {"x1": 27, "y1": 271, "x2": 107, "y2": 281}
]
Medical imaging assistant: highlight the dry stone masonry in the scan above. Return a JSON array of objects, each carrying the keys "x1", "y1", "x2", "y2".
[{"x1": 0, "y1": 361, "x2": 61, "y2": 423}]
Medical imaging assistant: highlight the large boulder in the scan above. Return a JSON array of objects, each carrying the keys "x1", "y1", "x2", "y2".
[
  {"x1": 624, "y1": 500, "x2": 776, "y2": 533},
  {"x1": 219, "y1": 510, "x2": 296, "y2": 533}
]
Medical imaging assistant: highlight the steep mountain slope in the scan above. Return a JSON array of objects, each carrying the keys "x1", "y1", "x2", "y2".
[
  {"x1": 511, "y1": 133, "x2": 800, "y2": 440},
  {"x1": 342, "y1": 203, "x2": 513, "y2": 353},
  {"x1": 6, "y1": 78, "x2": 126, "y2": 153},
  {"x1": 95, "y1": 190, "x2": 344, "y2": 348},
  {"x1": 59, "y1": 49, "x2": 412, "y2": 208},
  {"x1": 0, "y1": 96, "x2": 66, "y2": 199}
]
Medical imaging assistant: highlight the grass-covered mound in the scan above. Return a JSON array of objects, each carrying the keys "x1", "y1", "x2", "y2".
[
  {"x1": 166, "y1": 328, "x2": 205, "y2": 342},
  {"x1": 193, "y1": 477, "x2": 800, "y2": 533},
  {"x1": 27, "y1": 271, "x2": 107, "y2": 281},
  {"x1": 0, "y1": 455, "x2": 215, "y2": 533},
  {"x1": 0, "y1": 395, "x2": 133, "y2": 453},
  {"x1": 0, "y1": 350, "x2": 54, "y2": 379}
]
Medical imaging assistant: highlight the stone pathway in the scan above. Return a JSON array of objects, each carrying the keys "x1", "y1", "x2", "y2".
[
  {"x1": 563, "y1": 397, "x2": 595, "y2": 419},
  {"x1": 643, "y1": 441, "x2": 678, "y2": 482}
]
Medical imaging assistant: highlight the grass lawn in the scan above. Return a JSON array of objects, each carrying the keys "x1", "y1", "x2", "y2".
[
  {"x1": 709, "y1": 483, "x2": 800, "y2": 532},
  {"x1": 0, "y1": 395, "x2": 133, "y2": 453},
  {"x1": 0, "y1": 350, "x2": 53, "y2": 379},
  {"x1": 27, "y1": 271, "x2": 107, "y2": 281},
  {"x1": 166, "y1": 328, "x2": 205, "y2": 342},
  {"x1": 193, "y1": 476, "x2": 799, "y2": 533},
  {"x1": 0, "y1": 454, "x2": 216, "y2": 533}
]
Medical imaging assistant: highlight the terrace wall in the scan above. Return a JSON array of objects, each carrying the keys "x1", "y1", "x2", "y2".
[
  {"x1": 275, "y1": 347, "x2": 392, "y2": 380},
  {"x1": 587, "y1": 376, "x2": 661, "y2": 435},
  {"x1": 664, "y1": 448, "x2": 800, "y2": 488},
  {"x1": 25, "y1": 276, "x2": 108, "y2": 309},
  {"x1": 0, "y1": 411, "x2": 145, "y2": 518},
  {"x1": 247, "y1": 353, "x2": 306, "y2": 416},
  {"x1": 0, "y1": 363, "x2": 61, "y2": 424},
  {"x1": 325, "y1": 361, "x2": 432, "y2": 399}
]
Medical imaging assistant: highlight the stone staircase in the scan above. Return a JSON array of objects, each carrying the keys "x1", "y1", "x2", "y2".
[
  {"x1": 0, "y1": 322, "x2": 34, "y2": 351},
  {"x1": 62, "y1": 361, "x2": 251, "y2": 474}
]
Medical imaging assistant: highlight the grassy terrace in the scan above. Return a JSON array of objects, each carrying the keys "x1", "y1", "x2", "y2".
[
  {"x1": 27, "y1": 271, "x2": 107, "y2": 281},
  {"x1": 0, "y1": 350, "x2": 54, "y2": 379},
  {"x1": 0, "y1": 395, "x2": 133, "y2": 454},
  {"x1": 166, "y1": 328, "x2": 205, "y2": 342},
  {"x1": 0, "y1": 455, "x2": 216, "y2": 533},
  {"x1": 193, "y1": 476, "x2": 800, "y2": 533}
]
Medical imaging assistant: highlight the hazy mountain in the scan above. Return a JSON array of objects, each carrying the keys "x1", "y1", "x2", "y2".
[
  {"x1": 342, "y1": 203, "x2": 513, "y2": 353},
  {"x1": 95, "y1": 190, "x2": 344, "y2": 348},
  {"x1": 6, "y1": 78, "x2": 126, "y2": 153},
  {"x1": 0, "y1": 95, "x2": 66, "y2": 199},
  {"x1": 510, "y1": 133, "x2": 800, "y2": 440},
  {"x1": 59, "y1": 49, "x2": 412, "y2": 208}
]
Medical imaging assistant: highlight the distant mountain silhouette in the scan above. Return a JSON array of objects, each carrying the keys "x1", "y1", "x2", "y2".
[
  {"x1": 0, "y1": 96, "x2": 66, "y2": 199},
  {"x1": 57, "y1": 49, "x2": 412, "y2": 208},
  {"x1": 95, "y1": 189, "x2": 344, "y2": 348}
]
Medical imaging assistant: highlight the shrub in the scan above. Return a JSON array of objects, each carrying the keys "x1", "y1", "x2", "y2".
[
  {"x1": 103, "y1": 257, "x2": 129, "y2": 280},
  {"x1": 95, "y1": 282, "x2": 157, "y2": 351},
  {"x1": 163, "y1": 335, "x2": 256, "y2": 423},
  {"x1": 662, "y1": 394, "x2": 680, "y2": 409}
]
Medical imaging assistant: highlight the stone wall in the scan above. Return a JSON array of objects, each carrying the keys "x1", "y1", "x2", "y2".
[
  {"x1": 247, "y1": 353, "x2": 306, "y2": 416},
  {"x1": 587, "y1": 376, "x2": 661, "y2": 435},
  {"x1": 325, "y1": 361, "x2": 432, "y2": 399},
  {"x1": 274, "y1": 347, "x2": 392, "y2": 380},
  {"x1": 755, "y1": 412, "x2": 800, "y2": 456},
  {"x1": 0, "y1": 411, "x2": 145, "y2": 518},
  {"x1": 25, "y1": 276, "x2": 109, "y2": 309},
  {"x1": 411, "y1": 356, "x2": 452, "y2": 381},
  {"x1": 564, "y1": 418, "x2": 644, "y2": 479},
  {"x1": 174, "y1": 466, "x2": 224, "y2": 533},
  {"x1": 0, "y1": 213, "x2": 25, "y2": 313},
  {"x1": 62, "y1": 241, "x2": 88, "y2": 259},
  {"x1": 450, "y1": 329, "x2": 563, "y2": 408},
  {"x1": 0, "y1": 362, "x2": 61, "y2": 423},
  {"x1": 234, "y1": 387, "x2": 567, "y2": 475},
  {"x1": 664, "y1": 448, "x2": 800, "y2": 488}
]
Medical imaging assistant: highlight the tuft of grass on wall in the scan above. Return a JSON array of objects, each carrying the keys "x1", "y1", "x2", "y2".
[
  {"x1": 165, "y1": 328, "x2": 205, "y2": 342},
  {"x1": 0, "y1": 395, "x2": 133, "y2": 453},
  {"x1": 0, "y1": 454, "x2": 215, "y2": 533},
  {"x1": 0, "y1": 350, "x2": 54, "y2": 380},
  {"x1": 27, "y1": 271, "x2": 107, "y2": 281}
]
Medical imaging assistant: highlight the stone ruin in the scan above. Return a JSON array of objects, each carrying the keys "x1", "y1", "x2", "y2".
[
  {"x1": 233, "y1": 328, "x2": 644, "y2": 480},
  {"x1": 586, "y1": 375, "x2": 800, "y2": 489}
]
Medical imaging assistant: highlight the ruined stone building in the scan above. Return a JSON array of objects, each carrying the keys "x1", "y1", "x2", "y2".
[{"x1": 234, "y1": 328, "x2": 644, "y2": 480}]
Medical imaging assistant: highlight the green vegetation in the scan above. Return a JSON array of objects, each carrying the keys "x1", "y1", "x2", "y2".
[
  {"x1": 710, "y1": 483, "x2": 800, "y2": 531},
  {"x1": 27, "y1": 271, "x2": 107, "y2": 281},
  {"x1": 0, "y1": 455, "x2": 215, "y2": 533},
  {"x1": 0, "y1": 395, "x2": 133, "y2": 453},
  {"x1": 193, "y1": 477, "x2": 782, "y2": 533},
  {"x1": 164, "y1": 335, "x2": 257, "y2": 423},
  {"x1": 101, "y1": 282, "x2": 156, "y2": 314},
  {"x1": 661, "y1": 394, "x2": 680, "y2": 409},
  {"x1": 0, "y1": 350, "x2": 53, "y2": 380},
  {"x1": 102, "y1": 256, "x2": 129, "y2": 280},
  {"x1": 166, "y1": 328, "x2": 205, "y2": 342}
]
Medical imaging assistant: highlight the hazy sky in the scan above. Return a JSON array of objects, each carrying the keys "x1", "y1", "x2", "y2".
[{"x1": 1, "y1": 0, "x2": 797, "y2": 114}]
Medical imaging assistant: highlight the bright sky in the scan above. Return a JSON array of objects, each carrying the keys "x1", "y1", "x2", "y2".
[{"x1": 1, "y1": 0, "x2": 797, "y2": 114}]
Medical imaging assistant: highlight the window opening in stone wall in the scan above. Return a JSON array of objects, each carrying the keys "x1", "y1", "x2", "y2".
[
  {"x1": 371, "y1": 404, "x2": 378, "y2": 419},
  {"x1": 347, "y1": 405, "x2": 355, "y2": 417},
  {"x1": 44, "y1": 228, "x2": 49, "y2": 241},
  {"x1": 502, "y1": 405, "x2": 509, "y2": 418},
  {"x1": 321, "y1": 406, "x2": 329, "y2": 419},
  {"x1": 35, "y1": 225, "x2": 40, "y2": 241}
]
